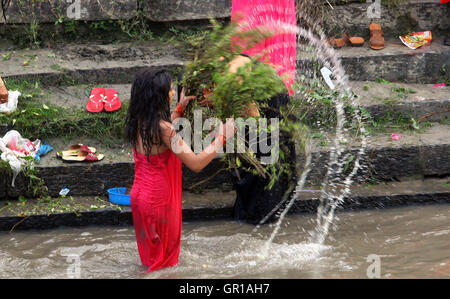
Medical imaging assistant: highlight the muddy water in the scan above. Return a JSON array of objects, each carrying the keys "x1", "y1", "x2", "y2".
[{"x1": 1, "y1": 204, "x2": 449, "y2": 279}]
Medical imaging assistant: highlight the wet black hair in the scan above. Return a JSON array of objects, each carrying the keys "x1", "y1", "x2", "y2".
[
  {"x1": 126, "y1": 67, "x2": 172, "y2": 157},
  {"x1": 177, "y1": 71, "x2": 184, "y2": 101}
]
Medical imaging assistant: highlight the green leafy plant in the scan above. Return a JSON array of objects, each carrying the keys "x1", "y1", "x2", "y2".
[
  {"x1": 182, "y1": 20, "x2": 283, "y2": 115},
  {"x1": 181, "y1": 20, "x2": 309, "y2": 189}
]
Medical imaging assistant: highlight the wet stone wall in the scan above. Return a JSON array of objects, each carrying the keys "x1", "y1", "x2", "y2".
[
  {"x1": 0, "y1": 0, "x2": 447, "y2": 37},
  {"x1": 0, "y1": 0, "x2": 138, "y2": 24},
  {"x1": 145, "y1": 0, "x2": 232, "y2": 21},
  {"x1": 323, "y1": 0, "x2": 449, "y2": 37}
]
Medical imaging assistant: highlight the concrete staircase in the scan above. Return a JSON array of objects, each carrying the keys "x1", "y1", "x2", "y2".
[{"x1": 0, "y1": 37, "x2": 448, "y2": 195}]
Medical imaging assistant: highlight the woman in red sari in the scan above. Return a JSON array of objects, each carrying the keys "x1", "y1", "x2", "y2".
[{"x1": 125, "y1": 68, "x2": 234, "y2": 272}]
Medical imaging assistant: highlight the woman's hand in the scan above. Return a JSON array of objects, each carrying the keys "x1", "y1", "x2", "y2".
[{"x1": 179, "y1": 88, "x2": 196, "y2": 110}]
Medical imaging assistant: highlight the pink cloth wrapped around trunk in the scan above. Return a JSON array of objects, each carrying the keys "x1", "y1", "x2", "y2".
[{"x1": 232, "y1": 0, "x2": 297, "y2": 95}]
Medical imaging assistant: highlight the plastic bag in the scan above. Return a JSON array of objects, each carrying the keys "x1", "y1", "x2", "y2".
[
  {"x1": 400, "y1": 31, "x2": 432, "y2": 50},
  {"x1": 0, "y1": 130, "x2": 41, "y2": 187},
  {"x1": 35, "y1": 141, "x2": 54, "y2": 163},
  {"x1": 0, "y1": 151, "x2": 22, "y2": 187},
  {"x1": 0, "y1": 90, "x2": 21, "y2": 113},
  {"x1": 2, "y1": 130, "x2": 41, "y2": 157}
]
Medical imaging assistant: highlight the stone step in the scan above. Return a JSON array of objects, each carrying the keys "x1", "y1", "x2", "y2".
[
  {"x1": 306, "y1": 123, "x2": 450, "y2": 186},
  {"x1": 0, "y1": 137, "x2": 234, "y2": 199},
  {"x1": 38, "y1": 84, "x2": 133, "y2": 110},
  {"x1": 290, "y1": 176, "x2": 450, "y2": 214},
  {"x1": 29, "y1": 81, "x2": 449, "y2": 122},
  {"x1": 0, "y1": 177, "x2": 448, "y2": 231},
  {"x1": 1, "y1": 38, "x2": 448, "y2": 86},
  {"x1": 299, "y1": 36, "x2": 449, "y2": 83},
  {"x1": 0, "y1": 0, "x2": 138, "y2": 24},
  {"x1": 0, "y1": 41, "x2": 186, "y2": 86},
  {"x1": 2, "y1": 0, "x2": 447, "y2": 38},
  {"x1": 0, "y1": 0, "x2": 232, "y2": 24},
  {"x1": 1, "y1": 124, "x2": 449, "y2": 199},
  {"x1": 351, "y1": 81, "x2": 450, "y2": 122},
  {"x1": 323, "y1": 0, "x2": 449, "y2": 38},
  {"x1": 145, "y1": 0, "x2": 232, "y2": 22}
]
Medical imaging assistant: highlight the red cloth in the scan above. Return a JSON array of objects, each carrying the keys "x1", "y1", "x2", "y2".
[
  {"x1": 231, "y1": 0, "x2": 297, "y2": 95},
  {"x1": 130, "y1": 149, "x2": 182, "y2": 272},
  {"x1": 441, "y1": 0, "x2": 449, "y2": 4}
]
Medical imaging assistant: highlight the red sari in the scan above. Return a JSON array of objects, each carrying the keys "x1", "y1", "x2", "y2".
[
  {"x1": 130, "y1": 149, "x2": 182, "y2": 272},
  {"x1": 232, "y1": 0, "x2": 297, "y2": 95}
]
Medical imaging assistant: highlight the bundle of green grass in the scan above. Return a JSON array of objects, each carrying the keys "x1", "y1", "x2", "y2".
[
  {"x1": 180, "y1": 20, "x2": 307, "y2": 189},
  {"x1": 181, "y1": 20, "x2": 287, "y2": 121}
]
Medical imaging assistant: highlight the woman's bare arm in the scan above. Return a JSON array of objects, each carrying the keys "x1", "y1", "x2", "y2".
[{"x1": 160, "y1": 121, "x2": 232, "y2": 173}]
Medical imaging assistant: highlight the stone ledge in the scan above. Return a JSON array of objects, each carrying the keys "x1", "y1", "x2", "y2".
[
  {"x1": 1, "y1": 178, "x2": 448, "y2": 231},
  {"x1": 350, "y1": 81, "x2": 450, "y2": 121},
  {"x1": 2, "y1": 158, "x2": 233, "y2": 198},
  {"x1": 323, "y1": 1, "x2": 449, "y2": 37},
  {"x1": 0, "y1": 191, "x2": 237, "y2": 231},
  {"x1": 35, "y1": 82, "x2": 450, "y2": 121},
  {"x1": 305, "y1": 143, "x2": 450, "y2": 186},
  {"x1": 0, "y1": 205, "x2": 236, "y2": 232},
  {"x1": 363, "y1": 99, "x2": 449, "y2": 122},
  {"x1": 291, "y1": 191, "x2": 450, "y2": 214},
  {"x1": 338, "y1": 50, "x2": 450, "y2": 83},
  {"x1": 0, "y1": 0, "x2": 447, "y2": 37},
  {"x1": 306, "y1": 124, "x2": 450, "y2": 186},
  {"x1": 145, "y1": 0, "x2": 232, "y2": 22},
  {"x1": 298, "y1": 37, "x2": 450, "y2": 84},
  {"x1": 3, "y1": 63, "x2": 184, "y2": 87},
  {"x1": 0, "y1": 42, "x2": 186, "y2": 86},
  {"x1": 0, "y1": 0, "x2": 137, "y2": 24},
  {"x1": 1, "y1": 40, "x2": 448, "y2": 85},
  {"x1": 1, "y1": 125, "x2": 449, "y2": 199}
]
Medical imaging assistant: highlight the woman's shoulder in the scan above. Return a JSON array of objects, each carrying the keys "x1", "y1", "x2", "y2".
[
  {"x1": 160, "y1": 120, "x2": 174, "y2": 131},
  {"x1": 159, "y1": 120, "x2": 177, "y2": 140}
]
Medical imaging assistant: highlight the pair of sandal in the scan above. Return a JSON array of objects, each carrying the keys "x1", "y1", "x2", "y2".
[
  {"x1": 327, "y1": 23, "x2": 385, "y2": 50},
  {"x1": 327, "y1": 33, "x2": 365, "y2": 49},
  {"x1": 86, "y1": 87, "x2": 122, "y2": 113},
  {"x1": 57, "y1": 144, "x2": 104, "y2": 163}
]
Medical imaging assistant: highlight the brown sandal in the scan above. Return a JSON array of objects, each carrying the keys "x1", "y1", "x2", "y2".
[
  {"x1": 342, "y1": 33, "x2": 365, "y2": 47},
  {"x1": 60, "y1": 151, "x2": 104, "y2": 163},
  {"x1": 369, "y1": 23, "x2": 385, "y2": 50},
  {"x1": 327, "y1": 37, "x2": 346, "y2": 49},
  {"x1": 56, "y1": 144, "x2": 97, "y2": 159}
]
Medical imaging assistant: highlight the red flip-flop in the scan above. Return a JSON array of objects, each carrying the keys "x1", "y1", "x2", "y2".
[
  {"x1": 87, "y1": 87, "x2": 106, "y2": 113},
  {"x1": 104, "y1": 88, "x2": 121, "y2": 112}
]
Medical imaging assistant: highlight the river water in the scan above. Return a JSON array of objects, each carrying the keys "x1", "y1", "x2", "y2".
[{"x1": 1, "y1": 204, "x2": 449, "y2": 279}]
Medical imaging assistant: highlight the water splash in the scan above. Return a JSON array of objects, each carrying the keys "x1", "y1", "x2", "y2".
[
  {"x1": 148, "y1": 232, "x2": 332, "y2": 279},
  {"x1": 238, "y1": 6, "x2": 368, "y2": 253}
]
